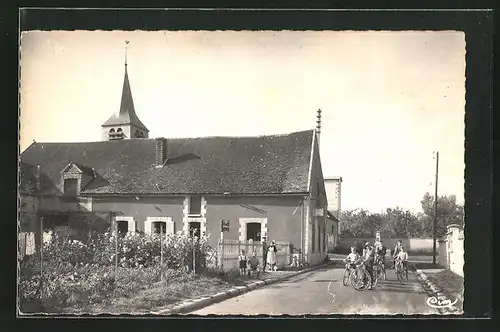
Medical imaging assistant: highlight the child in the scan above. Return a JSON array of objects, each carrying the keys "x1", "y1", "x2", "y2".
[
  {"x1": 396, "y1": 246, "x2": 409, "y2": 273},
  {"x1": 392, "y1": 240, "x2": 403, "y2": 268},
  {"x1": 247, "y1": 251, "x2": 260, "y2": 278},
  {"x1": 343, "y1": 246, "x2": 360, "y2": 269},
  {"x1": 238, "y1": 249, "x2": 247, "y2": 275}
]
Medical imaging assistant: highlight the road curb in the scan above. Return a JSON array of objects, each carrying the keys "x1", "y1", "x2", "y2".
[
  {"x1": 412, "y1": 267, "x2": 461, "y2": 315},
  {"x1": 151, "y1": 262, "x2": 332, "y2": 315}
]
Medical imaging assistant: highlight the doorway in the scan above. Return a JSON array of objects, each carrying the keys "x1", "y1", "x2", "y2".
[{"x1": 246, "y1": 222, "x2": 261, "y2": 242}]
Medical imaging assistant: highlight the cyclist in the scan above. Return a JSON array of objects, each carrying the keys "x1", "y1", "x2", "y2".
[
  {"x1": 392, "y1": 240, "x2": 403, "y2": 268},
  {"x1": 395, "y1": 245, "x2": 409, "y2": 277},
  {"x1": 362, "y1": 242, "x2": 376, "y2": 290},
  {"x1": 375, "y1": 240, "x2": 387, "y2": 269},
  {"x1": 343, "y1": 246, "x2": 360, "y2": 269}
]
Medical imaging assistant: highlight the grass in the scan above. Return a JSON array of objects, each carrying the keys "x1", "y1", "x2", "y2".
[
  {"x1": 424, "y1": 269, "x2": 464, "y2": 309},
  {"x1": 64, "y1": 273, "x2": 236, "y2": 314},
  {"x1": 60, "y1": 267, "x2": 298, "y2": 315}
]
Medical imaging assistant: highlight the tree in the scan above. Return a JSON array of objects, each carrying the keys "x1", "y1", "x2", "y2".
[
  {"x1": 420, "y1": 192, "x2": 464, "y2": 238},
  {"x1": 338, "y1": 193, "x2": 463, "y2": 240}
]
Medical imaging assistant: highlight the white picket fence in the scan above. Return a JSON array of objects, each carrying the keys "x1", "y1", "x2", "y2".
[{"x1": 216, "y1": 239, "x2": 291, "y2": 271}]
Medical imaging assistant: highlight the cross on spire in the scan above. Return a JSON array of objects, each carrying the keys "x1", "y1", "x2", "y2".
[
  {"x1": 125, "y1": 40, "x2": 129, "y2": 66},
  {"x1": 316, "y1": 109, "x2": 322, "y2": 135}
]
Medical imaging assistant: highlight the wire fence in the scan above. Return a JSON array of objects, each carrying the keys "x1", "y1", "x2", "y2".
[
  {"x1": 217, "y1": 239, "x2": 292, "y2": 271},
  {"x1": 17, "y1": 219, "x2": 213, "y2": 309}
]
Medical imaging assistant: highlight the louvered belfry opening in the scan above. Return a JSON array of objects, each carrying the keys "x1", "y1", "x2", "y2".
[{"x1": 109, "y1": 128, "x2": 125, "y2": 140}]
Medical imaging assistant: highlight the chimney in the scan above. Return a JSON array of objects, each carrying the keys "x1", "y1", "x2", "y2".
[
  {"x1": 35, "y1": 165, "x2": 41, "y2": 191},
  {"x1": 316, "y1": 109, "x2": 322, "y2": 143},
  {"x1": 155, "y1": 137, "x2": 167, "y2": 168}
]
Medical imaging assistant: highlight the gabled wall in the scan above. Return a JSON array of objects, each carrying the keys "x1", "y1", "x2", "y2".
[{"x1": 305, "y1": 132, "x2": 328, "y2": 265}]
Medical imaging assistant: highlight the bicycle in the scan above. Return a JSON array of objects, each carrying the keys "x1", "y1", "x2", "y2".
[
  {"x1": 373, "y1": 256, "x2": 387, "y2": 282},
  {"x1": 342, "y1": 262, "x2": 356, "y2": 286},
  {"x1": 395, "y1": 259, "x2": 408, "y2": 282},
  {"x1": 349, "y1": 262, "x2": 372, "y2": 291}
]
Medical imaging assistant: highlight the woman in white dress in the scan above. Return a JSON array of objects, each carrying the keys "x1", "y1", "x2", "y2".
[{"x1": 266, "y1": 240, "x2": 278, "y2": 270}]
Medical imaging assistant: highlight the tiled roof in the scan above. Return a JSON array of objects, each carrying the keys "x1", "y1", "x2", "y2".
[
  {"x1": 18, "y1": 161, "x2": 58, "y2": 195},
  {"x1": 20, "y1": 130, "x2": 315, "y2": 196}
]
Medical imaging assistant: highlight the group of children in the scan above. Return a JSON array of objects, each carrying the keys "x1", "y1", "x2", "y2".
[
  {"x1": 343, "y1": 239, "x2": 409, "y2": 275},
  {"x1": 238, "y1": 250, "x2": 261, "y2": 277}
]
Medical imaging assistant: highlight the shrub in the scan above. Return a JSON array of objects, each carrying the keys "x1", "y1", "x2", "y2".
[{"x1": 18, "y1": 229, "x2": 212, "y2": 312}]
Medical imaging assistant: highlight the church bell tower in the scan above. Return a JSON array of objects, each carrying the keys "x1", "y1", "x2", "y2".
[{"x1": 101, "y1": 41, "x2": 149, "y2": 141}]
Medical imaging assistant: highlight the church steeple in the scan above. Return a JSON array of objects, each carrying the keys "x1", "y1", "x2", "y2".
[{"x1": 101, "y1": 41, "x2": 149, "y2": 141}]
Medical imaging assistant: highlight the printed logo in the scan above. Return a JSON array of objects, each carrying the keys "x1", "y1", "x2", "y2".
[{"x1": 426, "y1": 296, "x2": 458, "y2": 308}]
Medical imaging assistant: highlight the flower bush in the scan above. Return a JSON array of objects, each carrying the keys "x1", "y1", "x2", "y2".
[{"x1": 18, "y1": 228, "x2": 211, "y2": 312}]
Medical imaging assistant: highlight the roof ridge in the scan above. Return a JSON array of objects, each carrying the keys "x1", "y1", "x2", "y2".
[{"x1": 153, "y1": 129, "x2": 315, "y2": 140}]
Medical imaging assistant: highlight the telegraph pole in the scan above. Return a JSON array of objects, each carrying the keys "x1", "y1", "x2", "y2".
[{"x1": 433, "y1": 151, "x2": 439, "y2": 265}]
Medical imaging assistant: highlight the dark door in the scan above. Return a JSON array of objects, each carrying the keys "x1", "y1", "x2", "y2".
[{"x1": 246, "y1": 222, "x2": 261, "y2": 242}]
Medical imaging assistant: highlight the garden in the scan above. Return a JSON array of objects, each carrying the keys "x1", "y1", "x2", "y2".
[{"x1": 18, "y1": 229, "x2": 245, "y2": 314}]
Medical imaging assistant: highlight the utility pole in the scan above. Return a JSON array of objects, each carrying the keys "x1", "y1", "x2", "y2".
[{"x1": 433, "y1": 151, "x2": 439, "y2": 265}]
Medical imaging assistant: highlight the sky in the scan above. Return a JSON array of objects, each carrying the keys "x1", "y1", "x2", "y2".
[{"x1": 19, "y1": 30, "x2": 466, "y2": 213}]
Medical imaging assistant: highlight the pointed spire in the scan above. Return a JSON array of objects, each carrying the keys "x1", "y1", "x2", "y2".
[{"x1": 101, "y1": 41, "x2": 149, "y2": 134}]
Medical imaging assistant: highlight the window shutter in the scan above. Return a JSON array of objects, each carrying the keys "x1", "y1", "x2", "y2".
[
  {"x1": 166, "y1": 219, "x2": 175, "y2": 235},
  {"x1": 144, "y1": 219, "x2": 152, "y2": 235},
  {"x1": 128, "y1": 218, "x2": 136, "y2": 233}
]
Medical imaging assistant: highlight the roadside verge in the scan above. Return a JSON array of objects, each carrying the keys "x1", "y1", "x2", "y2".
[
  {"x1": 151, "y1": 261, "x2": 333, "y2": 315},
  {"x1": 411, "y1": 265, "x2": 463, "y2": 315}
]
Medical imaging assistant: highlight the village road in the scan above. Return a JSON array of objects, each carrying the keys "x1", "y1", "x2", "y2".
[{"x1": 190, "y1": 265, "x2": 439, "y2": 315}]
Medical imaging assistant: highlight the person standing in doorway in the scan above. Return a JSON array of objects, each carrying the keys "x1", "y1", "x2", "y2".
[{"x1": 262, "y1": 237, "x2": 268, "y2": 271}]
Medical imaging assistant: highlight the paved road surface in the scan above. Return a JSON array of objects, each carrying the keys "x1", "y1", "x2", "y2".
[{"x1": 191, "y1": 265, "x2": 439, "y2": 315}]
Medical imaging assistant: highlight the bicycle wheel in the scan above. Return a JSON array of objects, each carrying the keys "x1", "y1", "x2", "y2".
[
  {"x1": 350, "y1": 269, "x2": 371, "y2": 291},
  {"x1": 342, "y1": 268, "x2": 350, "y2": 286}
]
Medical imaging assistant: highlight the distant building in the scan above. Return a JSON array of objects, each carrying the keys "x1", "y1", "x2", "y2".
[
  {"x1": 324, "y1": 176, "x2": 342, "y2": 250},
  {"x1": 19, "y1": 52, "x2": 329, "y2": 266}
]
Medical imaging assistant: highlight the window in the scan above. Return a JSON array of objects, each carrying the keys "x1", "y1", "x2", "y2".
[
  {"x1": 63, "y1": 179, "x2": 78, "y2": 196},
  {"x1": 189, "y1": 222, "x2": 201, "y2": 237},
  {"x1": 246, "y1": 222, "x2": 261, "y2": 242},
  {"x1": 109, "y1": 128, "x2": 115, "y2": 134},
  {"x1": 152, "y1": 221, "x2": 166, "y2": 234},
  {"x1": 189, "y1": 196, "x2": 202, "y2": 215},
  {"x1": 139, "y1": 131, "x2": 145, "y2": 138},
  {"x1": 134, "y1": 130, "x2": 140, "y2": 138},
  {"x1": 116, "y1": 220, "x2": 128, "y2": 236},
  {"x1": 117, "y1": 128, "x2": 123, "y2": 133},
  {"x1": 317, "y1": 181, "x2": 320, "y2": 197}
]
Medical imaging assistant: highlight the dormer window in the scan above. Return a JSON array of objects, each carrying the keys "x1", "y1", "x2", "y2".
[
  {"x1": 63, "y1": 178, "x2": 78, "y2": 196},
  {"x1": 189, "y1": 196, "x2": 202, "y2": 215},
  {"x1": 60, "y1": 163, "x2": 98, "y2": 197}
]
